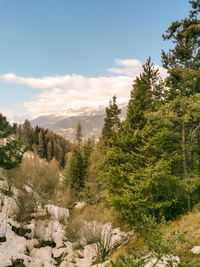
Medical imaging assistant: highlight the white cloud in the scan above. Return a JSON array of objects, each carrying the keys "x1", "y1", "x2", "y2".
[
  {"x1": 0, "y1": 108, "x2": 29, "y2": 124},
  {"x1": 22, "y1": 75, "x2": 132, "y2": 117},
  {"x1": 109, "y1": 58, "x2": 167, "y2": 79},
  {"x1": 108, "y1": 59, "x2": 143, "y2": 76},
  {"x1": 1, "y1": 58, "x2": 167, "y2": 118}
]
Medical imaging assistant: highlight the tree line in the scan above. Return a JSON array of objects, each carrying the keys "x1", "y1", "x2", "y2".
[
  {"x1": 16, "y1": 120, "x2": 72, "y2": 168},
  {"x1": 98, "y1": 0, "x2": 200, "y2": 224}
]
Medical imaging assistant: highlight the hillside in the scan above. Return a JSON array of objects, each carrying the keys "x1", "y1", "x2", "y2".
[
  {"x1": 30, "y1": 104, "x2": 127, "y2": 141},
  {"x1": 0, "y1": 152, "x2": 132, "y2": 267}
]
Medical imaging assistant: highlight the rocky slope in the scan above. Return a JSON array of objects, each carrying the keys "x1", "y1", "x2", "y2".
[{"x1": 0, "y1": 170, "x2": 129, "y2": 267}]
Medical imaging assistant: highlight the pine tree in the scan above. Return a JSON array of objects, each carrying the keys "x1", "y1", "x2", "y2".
[
  {"x1": 69, "y1": 148, "x2": 84, "y2": 190},
  {"x1": 0, "y1": 113, "x2": 23, "y2": 169},
  {"x1": 21, "y1": 119, "x2": 33, "y2": 149},
  {"x1": 75, "y1": 122, "x2": 83, "y2": 146},
  {"x1": 101, "y1": 95, "x2": 121, "y2": 146},
  {"x1": 162, "y1": 0, "x2": 200, "y2": 100},
  {"x1": 98, "y1": 60, "x2": 178, "y2": 223},
  {"x1": 126, "y1": 57, "x2": 163, "y2": 130},
  {"x1": 16, "y1": 123, "x2": 22, "y2": 142},
  {"x1": 37, "y1": 130, "x2": 45, "y2": 158},
  {"x1": 47, "y1": 141, "x2": 53, "y2": 162}
]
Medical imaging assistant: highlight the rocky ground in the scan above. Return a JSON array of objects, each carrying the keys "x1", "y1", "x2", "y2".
[
  {"x1": 1, "y1": 170, "x2": 199, "y2": 267},
  {"x1": 0, "y1": 174, "x2": 129, "y2": 267}
]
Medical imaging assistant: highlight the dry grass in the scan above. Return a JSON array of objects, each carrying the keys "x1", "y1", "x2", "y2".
[
  {"x1": 69, "y1": 190, "x2": 116, "y2": 225},
  {"x1": 108, "y1": 233, "x2": 146, "y2": 266},
  {"x1": 109, "y1": 205, "x2": 200, "y2": 267},
  {"x1": 165, "y1": 205, "x2": 200, "y2": 267}
]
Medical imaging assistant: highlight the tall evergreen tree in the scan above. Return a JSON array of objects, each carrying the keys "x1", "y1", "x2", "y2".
[
  {"x1": 126, "y1": 57, "x2": 163, "y2": 130},
  {"x1": 21, "y1": 119, "x2": 33, "y2": 149},
  {"x1": 37, "y1": 130, "x2": 45, "y2": 158},
  {"x1": 75, "y1": 122, "x2": 83, "y2": 146},
  {"x1": 101, "y1": 95, "x2": 121, "y2": 146},
  {"x1": 98, "y1": 60, "x2": 180, "y2": 223},
  {"x1": 69, "y1": 148, "x2": 84, "y2": 190}
]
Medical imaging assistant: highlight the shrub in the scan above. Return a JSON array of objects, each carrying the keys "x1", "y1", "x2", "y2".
[
  {"x1": 111, "y1": 255, "x2": 145, "y2": 267},
  {"x1": 34, "y1": 239, "x2": 56, "y2": 248},
  {"x1": 8, "y1": 258, "x2": 25, "y2": 267},
  {"x1": 11, "y1": 225, "x2": 31, "y2": 238},
  {"x1": 0, "y1": 236, "x2": 6, "y2": 242},
  {"x1": 83, "y1": 221, "x2": 122, "y2": 263},
  {"x1": 65, "y1": 216, "x2": 83, "y2": 242},
  {"x1": 15, "y1": 188, "x2": 36, "y2": 224}
]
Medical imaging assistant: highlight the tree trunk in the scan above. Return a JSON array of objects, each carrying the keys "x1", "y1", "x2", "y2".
[{"x1": 182, "y1": 114, "x2": 191, "y2": 211}]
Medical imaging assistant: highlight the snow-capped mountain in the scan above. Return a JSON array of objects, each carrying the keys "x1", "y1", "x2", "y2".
[{"x1": 31, "y1": 103, "x2": 127, "y2": 141}]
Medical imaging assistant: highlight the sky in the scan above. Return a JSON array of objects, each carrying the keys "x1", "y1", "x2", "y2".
[{"x1": 0, "y1": 0, "x2": 191, "y2": 122}]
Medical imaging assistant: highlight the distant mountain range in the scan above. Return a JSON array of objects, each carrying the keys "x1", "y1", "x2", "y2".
[{"x1": 31, "y1": 103, "x2": 127, "y2": 141}]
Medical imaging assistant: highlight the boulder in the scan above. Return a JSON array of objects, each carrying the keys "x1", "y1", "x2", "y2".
[
  {"x1": 60, "y1": 261, "x2": 68, "y2": 267},
  {"x1": 0, "y1": 193, "x2": 17, "y2": 217},
  {"x1": 191, "y1": 246, "x2": 200, "y2": 254},
  {"x1": 45, "y1": 204, "x2": 69, "y2": 221},
  {"x1": 29, "y1": 219, "x2": 65, "y2": 243},
  {"x1": 31, "y1": 246, "x2": 52, "y2": 260},
  {"x1": 75, "y1": 202, "x2": 86, "y2": 209},
  {"x1": 53, "y1": 247, "x2": 68, "y2": 258},
  {"x1": 0, "y1": 179, "x2": 9, "y2": 190}
]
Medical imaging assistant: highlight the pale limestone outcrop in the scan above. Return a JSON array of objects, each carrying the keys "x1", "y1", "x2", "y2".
[
  {"x1": 0, "y1": 175, "x2": 131, "y2": 267},
  {"x1": 75, "y1": 201, "x2": 86, "y2": 209},
  {"x1": 45, "y1": 204, "x2": 70, "y2": 221},
  {"x1": 29, "y1": 219, "x2": 65, "y2": 243},
  {"x1": 60, "y1": 261, "x2": 69, "y2": 267},
  {"x1": 0, "y1": 179, "x2": 9, "y2": 190},
  {"x1": 191, "y1": 246, "x2": 200, "y2": 254},
  {"x1": 0, "y1": 193, "x2": 17, "y2": 217},
  {"x1": 31, "y1": 246, "x2": 53, "y2": 261},
  {"x1": 52, "y1": 247, "x2": 68, "y2": 258}
]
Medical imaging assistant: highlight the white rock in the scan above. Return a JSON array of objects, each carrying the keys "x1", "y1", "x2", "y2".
[
  {"x1": 0, "y1": 193, "x2": 17, "y2": 217},
  {"x1": 0, "y1": 179, "x2": 9, "y2": 190},
  {"x1": 31, "y1": 246, "x2": 52, "y2": 260},
  {"x1": 191, "y1": 246, "x2": 200, "y2": 254},
  {"x1": 75, "y1": 202, "x2": 86, "y2": 209},
  {"x1": 63, "y1": 241, "x2": 74, "y2": 261},
  {"x1": 53, "y1": 247, "x2": 67, "y2": 258},
  {"x1": 60, "y1": 261, "x2": 68, "y2": 267},
  {"x1": 26, "y1": 239, "x2": 38, "y2": 251},
  {"x1": 46, "y1": 204, "x2": 69, "y2": 221},
  {"x1": 30, "y1": 219, "x2": 65, "y2": 243},
  {"x1": 0, "y1": 221, "x2": 30, "y2": 266},
  {"x1": 55, "y1": 240, "x2": 64, "y2": 249}
]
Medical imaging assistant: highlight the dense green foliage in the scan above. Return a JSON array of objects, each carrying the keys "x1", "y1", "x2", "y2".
[
  {"x1": 0, "y1": 113, "x2": 23, "y2": 169},
  {"x1": 16, "y1": 120, "x2": 72, "y2": 168},
  {"x1": 64, "y1": 123, "x2": 94, "y2": 198},
  {"x1": 98, "y1": 1, "x2": 200, "y2": 224},
  {"x1": 101, "y1": 95, "x2": 121, "y2": 147}
]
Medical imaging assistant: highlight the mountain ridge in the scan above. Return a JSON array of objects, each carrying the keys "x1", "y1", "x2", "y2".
[{"x1": 30, "y1": 103, "x2": 127, "y2": 141}]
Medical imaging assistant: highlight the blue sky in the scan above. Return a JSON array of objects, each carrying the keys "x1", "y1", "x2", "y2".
[{"x1": 0, "y1": 0, "x2": 191, "y2": 121}]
